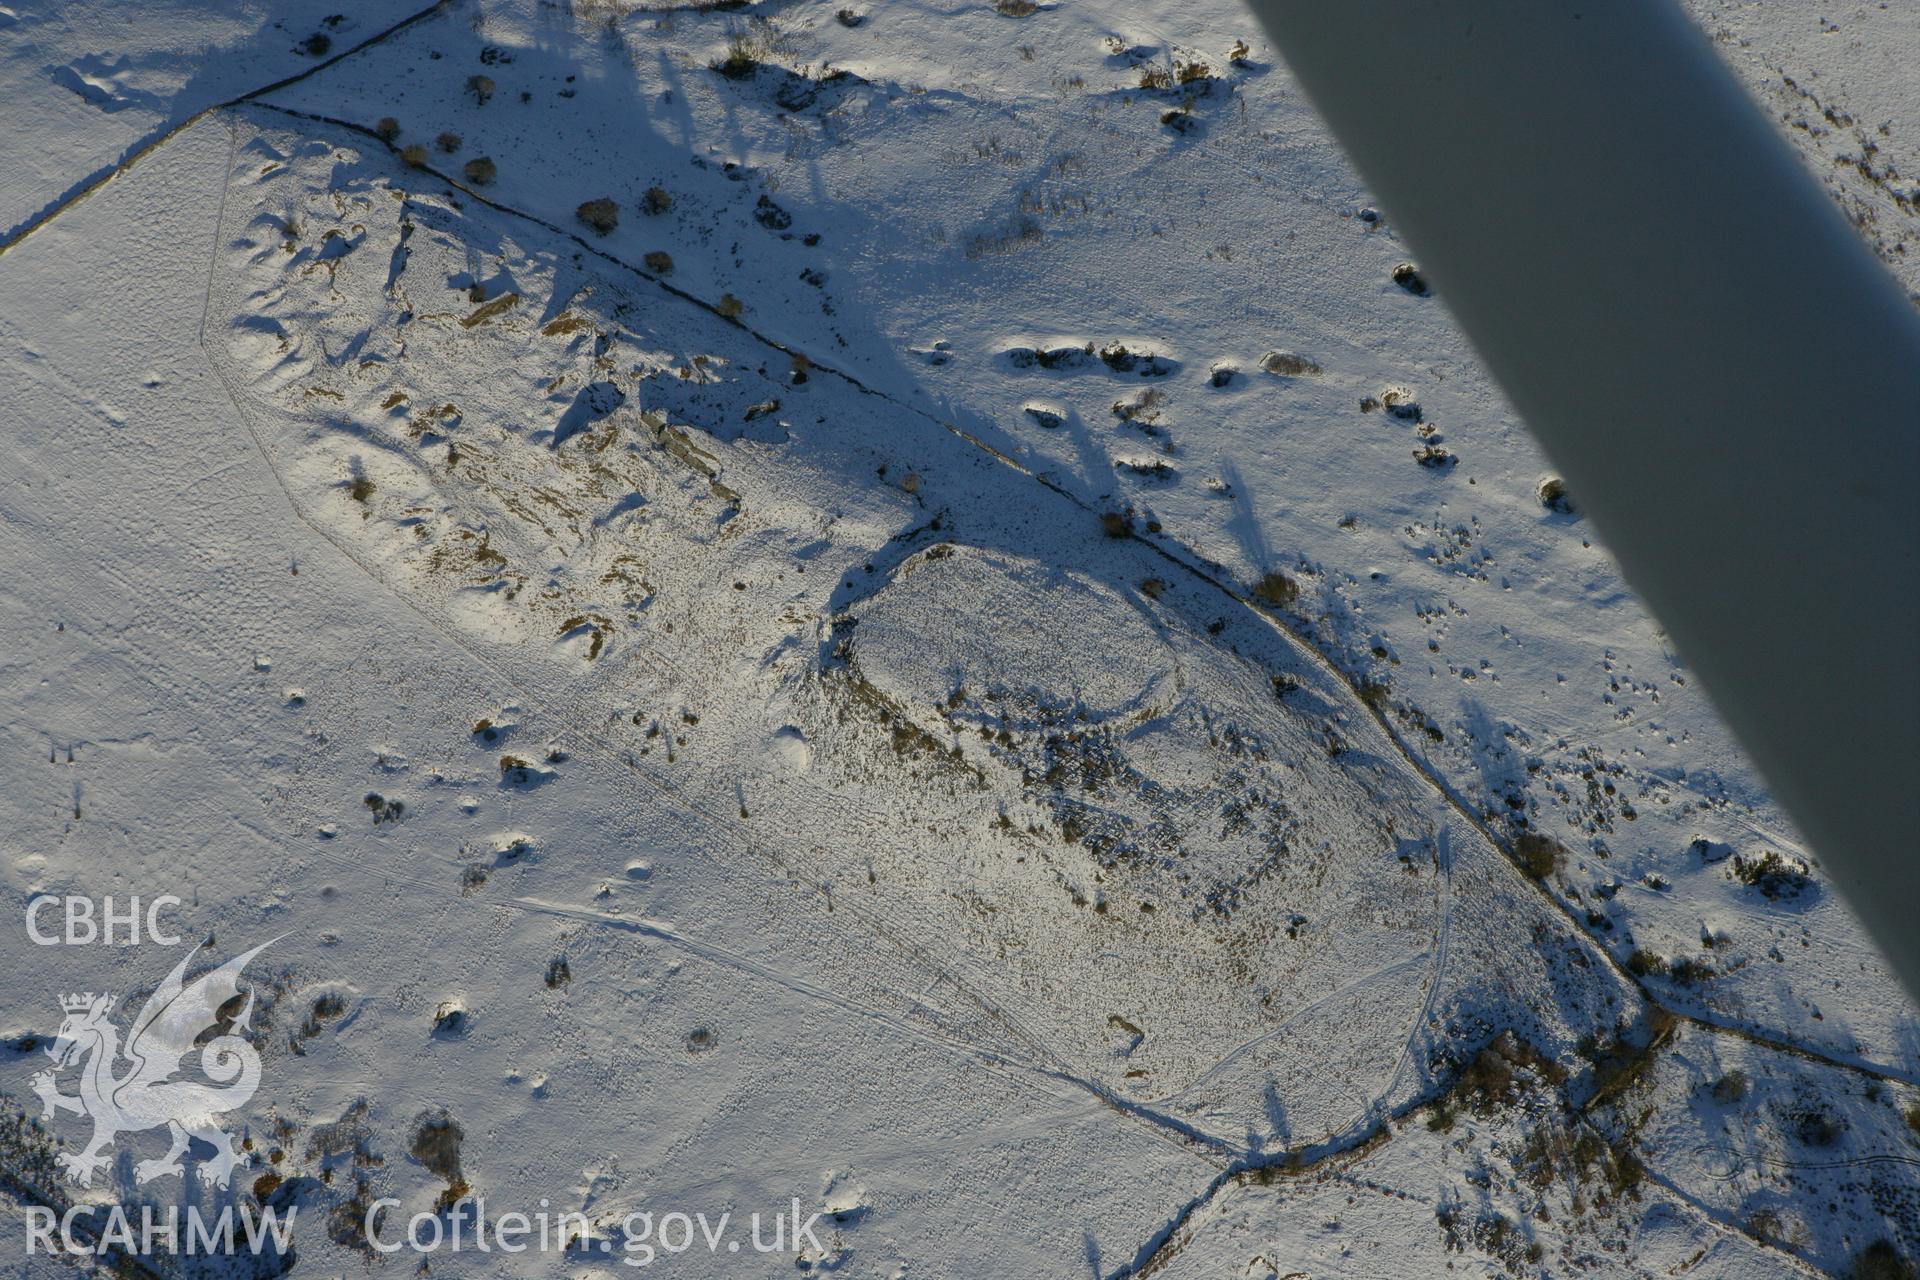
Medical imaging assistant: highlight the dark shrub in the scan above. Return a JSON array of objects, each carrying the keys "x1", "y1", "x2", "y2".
[
  {"x1": 577, "y1": 198, "x2": 620, "y2": 235},
  {"x1": 1513, "y1": 831, "x2": 1562, "y2": 879},
  {"x1": 1252, "y1": 571, "x2": 1298, "y2": 607}
]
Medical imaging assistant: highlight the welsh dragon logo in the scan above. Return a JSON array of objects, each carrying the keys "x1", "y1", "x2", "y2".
[{"x1": 30, "y1": 942, "x2": 272, "y2": 1188}]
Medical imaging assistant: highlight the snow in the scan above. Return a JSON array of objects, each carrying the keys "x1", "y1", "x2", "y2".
[
  {"x1": 0, "y1": 1, "x2": 1914, "y2": 1276},
  {"x1": 0, "y1": 0, "x2": 422, "y2": 243}
]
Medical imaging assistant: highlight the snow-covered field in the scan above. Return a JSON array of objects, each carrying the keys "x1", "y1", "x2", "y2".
[{"x1": 1, "y1": 1, "x2": 1915, "y2": 1276}]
